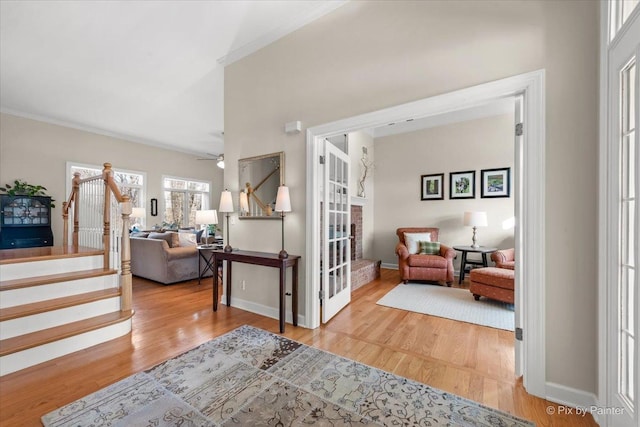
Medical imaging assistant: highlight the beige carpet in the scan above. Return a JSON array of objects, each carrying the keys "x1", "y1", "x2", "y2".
[{"x1": 377, "y1": 283, "x2": 514, "y2": 331}]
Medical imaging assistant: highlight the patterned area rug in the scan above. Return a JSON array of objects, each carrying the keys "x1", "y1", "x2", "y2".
[
  {"x1": 377, "y1": 283, "x2": 515, "y2": 331},
  {"x1": 42, "y1": 325, "x2": 533, "y2": 426}
]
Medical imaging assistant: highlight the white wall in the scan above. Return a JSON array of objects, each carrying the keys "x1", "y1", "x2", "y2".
[
  {"x1": 373, "y1": 113, "x2": 514, "y2": 271},
  {"x1": 348, "y1": 130, "x2": 375, "y2": 259},
  {"x1": 225, "y1": 0, "x2": 598, "y2": 394},
  {"x1": 0, "y1": 113, "x2": 224, "y2": 244}
]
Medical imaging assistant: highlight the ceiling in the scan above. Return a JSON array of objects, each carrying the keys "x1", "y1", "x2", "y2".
[{"x1": 0, "y1": 0, "x2": 345, "y2": 156}]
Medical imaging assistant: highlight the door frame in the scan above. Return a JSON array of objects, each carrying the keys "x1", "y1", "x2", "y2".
[{"x1": 306, "y1": 69, "x2": 546, "y2": 398}]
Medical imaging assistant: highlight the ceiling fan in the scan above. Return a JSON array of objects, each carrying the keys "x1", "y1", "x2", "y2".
[{"x1": 197, "y1": 153, "x2": 224, "y2": 169}]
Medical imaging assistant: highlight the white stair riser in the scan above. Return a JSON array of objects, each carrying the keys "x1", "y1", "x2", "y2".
[
  {"x1": 0, "y1": 318, "x2": 132, "y2": 377},
  {"x1": 0, "y1": 274, "x2": 118, "y2": 308},
  {"x1": 1, "y1": 298, "x2": 121, "y2": 339},
  {"x1": 0, "y1": 255, "x2": 103, "y2": 281}
]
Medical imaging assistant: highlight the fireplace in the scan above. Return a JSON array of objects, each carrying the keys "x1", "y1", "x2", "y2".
[{"x1": 350, "y1": 204, "x2": 380, "y2": 291}]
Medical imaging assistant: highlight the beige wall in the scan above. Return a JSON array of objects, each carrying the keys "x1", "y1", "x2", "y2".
[
  {"x1": 348, "y1": 130, "x2": 375, "y2": 259},
  {"x1": 373, "y1": 114, "x2": 515, "y2": 271},
  {"x1": 0, "y1": 113, "x2": 224, "y2": 244},
  {"x1": 226, "y1": 0, "x2": 597, "y2": 393}
]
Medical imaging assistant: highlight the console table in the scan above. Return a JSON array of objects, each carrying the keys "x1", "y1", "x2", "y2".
[
  {"x1": 453, "y1": 245, "x2": 497, "y2": 284},
  {"x1": 211, "y1": 250, "x2": 300, "y2": 333}
]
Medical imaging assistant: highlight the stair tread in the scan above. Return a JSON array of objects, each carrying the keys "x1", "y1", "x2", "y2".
[
  {"x1": 0, "y1": 268, "x2": 117, "y2": 291},
  {"x1": 0, "y1": 246, "x2": 103, "y2": 265},
  {"x1": 0, "y1": 288, "x2": 121, "y2": 321},
  {"x1": 0, "y1": 310, "x2": 134, "y2": 357}
]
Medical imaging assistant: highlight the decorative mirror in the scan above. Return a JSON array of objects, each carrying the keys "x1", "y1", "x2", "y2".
[{"x1": 238, "y1": 152, "x2": 284, "y2": 219}]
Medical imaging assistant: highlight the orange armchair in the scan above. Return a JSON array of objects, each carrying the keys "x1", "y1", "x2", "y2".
[
  {"x1": 395, "y1": 227, "x2": 456, "y2": 286},
  {"x1": 491, "y1": 248, "x2": 515, "y2": 270}
]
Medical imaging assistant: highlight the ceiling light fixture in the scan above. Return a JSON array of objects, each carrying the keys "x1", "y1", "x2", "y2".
[{"x1": 217, "y1": 155, "x2": 225, "y2": 169}]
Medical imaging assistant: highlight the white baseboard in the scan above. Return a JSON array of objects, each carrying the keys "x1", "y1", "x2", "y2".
[
  {"x1": 381, "y1": 263, "x2": 398, "y2": 270},
  {"x1": 220, "y1": 293, "x2": 307, "y2": 328},
  {"x1": 546, "y1": 382, "x2": 602, "y2": 425}
]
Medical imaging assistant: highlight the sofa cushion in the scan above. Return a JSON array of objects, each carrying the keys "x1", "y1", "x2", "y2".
[
  {"x1": 404, "y1": 232, "x2": 432, "y2": 254},
  {"x1": 407, "y1": 254, "x2": 447, "y2": 268},
  {"x1": 419, "y1": 241, "x2": 440, "y2": 255},
  {"x1": 148, "y1": 231, "x2": 179, "y2": 248},
  {"x1": 130, "y1": 231, "x2": 149, "y2": 238}
]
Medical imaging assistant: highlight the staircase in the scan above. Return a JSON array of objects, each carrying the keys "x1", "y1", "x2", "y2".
[{"x1": 0, "y1": 246, "x2": 133, "y2": 376}]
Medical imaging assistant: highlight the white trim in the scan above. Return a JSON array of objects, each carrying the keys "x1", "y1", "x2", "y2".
[
  {"x1": 381, "y1": 262, "x2": 398, "y2": 270},
  {"x1": 545, "y1": 382, "x2": 601, "y2": 424},
  {"x1": 216, "y1": 1, "x2": 348, "y2": 66},
  {"x1": 306, "y1": 70, "x2": 546, "y2": 399},
  {"x1": 220, "y1": 293, "x2": 306, "y2": 328},
  {"x1": 1, "y1": 108, "x2": 216, "y2": 157},
  {"x1": 598, "y1": 0, "x2": 611, "y2": 422}
]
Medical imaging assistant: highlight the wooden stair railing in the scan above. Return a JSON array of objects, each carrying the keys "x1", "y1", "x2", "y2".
[{"x1": 61, "y1": 163, "x2": 133, "y2": 311}]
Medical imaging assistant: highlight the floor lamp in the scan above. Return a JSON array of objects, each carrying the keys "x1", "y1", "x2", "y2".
[
  {"x1": 219, "y1": 190, "x2": 234, "y2": 252},
  {"x1": 275, "y1": 185, "x2": 291, "y2": 259}
]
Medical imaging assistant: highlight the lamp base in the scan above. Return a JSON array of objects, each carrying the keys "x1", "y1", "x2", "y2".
[
  {"x1": 224, "y1": 245, "x2": 233, "y2": 253},
  {"x1": 278, "y1": 249, "x2": 289, "y2": 259},
  {"x1": 470, "y1": 243, "x2": 480, "y2": 249}
]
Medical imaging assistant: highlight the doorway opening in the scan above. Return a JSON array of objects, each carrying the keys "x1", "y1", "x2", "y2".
[{"x1": 306, "y1": 70, "x2": 546, "y2": 399}]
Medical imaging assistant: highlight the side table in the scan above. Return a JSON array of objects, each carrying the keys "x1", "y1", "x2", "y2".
[
  {"x1": 453, "y1": 245, "x2": 498, "y2": 284},
  {"x1": 197, "y1": 245, "x2": 222, "y2": 285}
]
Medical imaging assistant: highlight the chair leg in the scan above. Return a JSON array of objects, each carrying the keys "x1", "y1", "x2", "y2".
[
  {"x1": 446, "y1": 281, "x2": 452, "y2": 287},
  {"x1": 473, "y1": 294, "x2": 480, "y2": 301},
  {"x1": 403, "y1": 280, "x2": 408, "y2": 284}
]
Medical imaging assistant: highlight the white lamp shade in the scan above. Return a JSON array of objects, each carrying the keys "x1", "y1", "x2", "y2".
[
  {"x1": 219, "y1": 190, "x2": 234, "y2": 213},
  {"x1": 239, "y1": 191, "x2": 249, "y2": 212},
  {"x1": 464, "y1": 211, "x2": 488, "y2": 227},
  {"x1": 195, "y1": 209, "x2": 218, "y2": 225},
  {"x1": 275, "y1": 185, "x2": 292, "y2": 212},
  {"x1": 131, "y1": 207, "x2": 146, "y2": 218}
]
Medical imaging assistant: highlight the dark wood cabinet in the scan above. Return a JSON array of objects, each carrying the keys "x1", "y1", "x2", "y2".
[{"x1": 0, "y1": 195, "x2": 54, "y2": 249}]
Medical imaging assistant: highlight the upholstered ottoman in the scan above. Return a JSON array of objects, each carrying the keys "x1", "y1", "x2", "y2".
[{"x1": 469, "y1": 267, "x2": 515, "y2": 304}]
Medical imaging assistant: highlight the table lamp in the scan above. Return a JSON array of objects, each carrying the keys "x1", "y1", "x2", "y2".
[
  {"x1": 219, "y1": 190, "x2": 234, "y2": 252},
  {"x1": 275, "y1": 185, "x2": 292, "y2": 259},
  {"x1": 195, "y1": 209, "x2": 218, "y2": 246},
  {"x1": 463, "y1": 211, "x2": 487, "y2": 248}
]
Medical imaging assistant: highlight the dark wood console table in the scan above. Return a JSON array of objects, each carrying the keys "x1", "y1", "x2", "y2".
[{"x1": 211, "y1": 250, "x2": 300, "y2": 333}]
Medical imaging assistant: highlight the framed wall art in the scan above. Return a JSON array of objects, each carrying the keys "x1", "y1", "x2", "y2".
[
  {"x1": 449, "y1": 170, "x2": 475, "y2": 199},
  {"x1": 481, "y1": 167, "x2": 511, "y2": 198},
  {"x1": 421, "y1": 173, "x2": 444, "y2": 200}
]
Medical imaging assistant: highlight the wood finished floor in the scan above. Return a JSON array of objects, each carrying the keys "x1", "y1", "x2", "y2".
[{"x1": 0, "y1": 268, "x2": 596, "y2": 426}]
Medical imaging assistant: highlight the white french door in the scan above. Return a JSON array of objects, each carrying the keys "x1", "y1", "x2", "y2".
[
  {"x1": 321, "y1": 141, "x2": 351, "y2": 323},
  {"x1": 606, "y1": 5, "x2": 639, "y2": 426}
]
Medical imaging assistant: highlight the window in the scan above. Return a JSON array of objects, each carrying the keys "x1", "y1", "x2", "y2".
[
  {"x1": 162, "y1": 176, "x2": 210, "y2": 228},
  {"x1": 68, "y1": 163, "x2": 146, "y2": 227},
  {"x1": 619, "y1": 60, "x2": 636, "y2": 406}
]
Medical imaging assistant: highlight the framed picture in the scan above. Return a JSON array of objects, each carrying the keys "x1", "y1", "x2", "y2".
[
  {"x1": 421, "y1": 173, "x2": 444, "y2": 200},
  {"x1": 481, "y1": 167, "x2": 511, "y2": 198},
  {"x1": 449, "y1": 170, "x2": 475, "y2": 199}
]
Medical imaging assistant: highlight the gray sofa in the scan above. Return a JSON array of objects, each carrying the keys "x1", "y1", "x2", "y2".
[{"x1": 130, "y1": 232, "x2": 211, "y2": 284}]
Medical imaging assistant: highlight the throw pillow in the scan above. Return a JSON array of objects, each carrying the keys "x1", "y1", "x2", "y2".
[
  {"x1": 148, "y1": 231, "x2": 180, "y2": 248},
  {"x1": 404, "y1": 232, "x2": 431, "y2": 254},
  {"x1": 419, "y1": 241, "x2": 441, "y2": 255},
  {"x1": 178, "y1": 232, "x2": 198, "y2": 247}
]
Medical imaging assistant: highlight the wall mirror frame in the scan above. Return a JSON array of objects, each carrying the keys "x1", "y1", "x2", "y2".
[{"x1": 238, "y1": 151, "x2": 284, "y2": 220}]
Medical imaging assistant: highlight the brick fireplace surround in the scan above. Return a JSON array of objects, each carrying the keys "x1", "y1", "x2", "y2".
[{"x1": 350, "y1": 205, "x2": 381, "y2": 291}]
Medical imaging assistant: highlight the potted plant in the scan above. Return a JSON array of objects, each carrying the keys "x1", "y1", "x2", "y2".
[{"x1": 0, "y1": 180, "x2": 56, "y2": 207}]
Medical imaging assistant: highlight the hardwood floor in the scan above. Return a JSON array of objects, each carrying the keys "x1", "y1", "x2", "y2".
[{"x1": 0, "y1": 268, "x2": 596, "y2": 426}]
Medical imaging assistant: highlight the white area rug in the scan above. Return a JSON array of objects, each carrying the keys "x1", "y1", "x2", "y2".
[{"x1": 377, "y1": 283, "x2": 514, "y2": 331}]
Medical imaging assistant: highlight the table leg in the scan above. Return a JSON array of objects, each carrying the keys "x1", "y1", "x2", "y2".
[
  {"x1": 198, "y1": 251, "x2": 202, "y2": 285},
  {"x1": 279, "y1": 262, "x2": 285, "y2": 333},
  {"x1": 213, "y1": 255, "x2": 218, "y2": 311},
  {"x1": 459, "y1": 251, "x2": 468, "y2": 284},
  {"x1": 482, "y1": 253, "x2": 489, "y2": 267},
  {"x1": 292, "y1": 261, "x2": 298, "y2": 327},
  {"x1": 227, "y1": 261, "x2": 232, "y2": 307}
]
